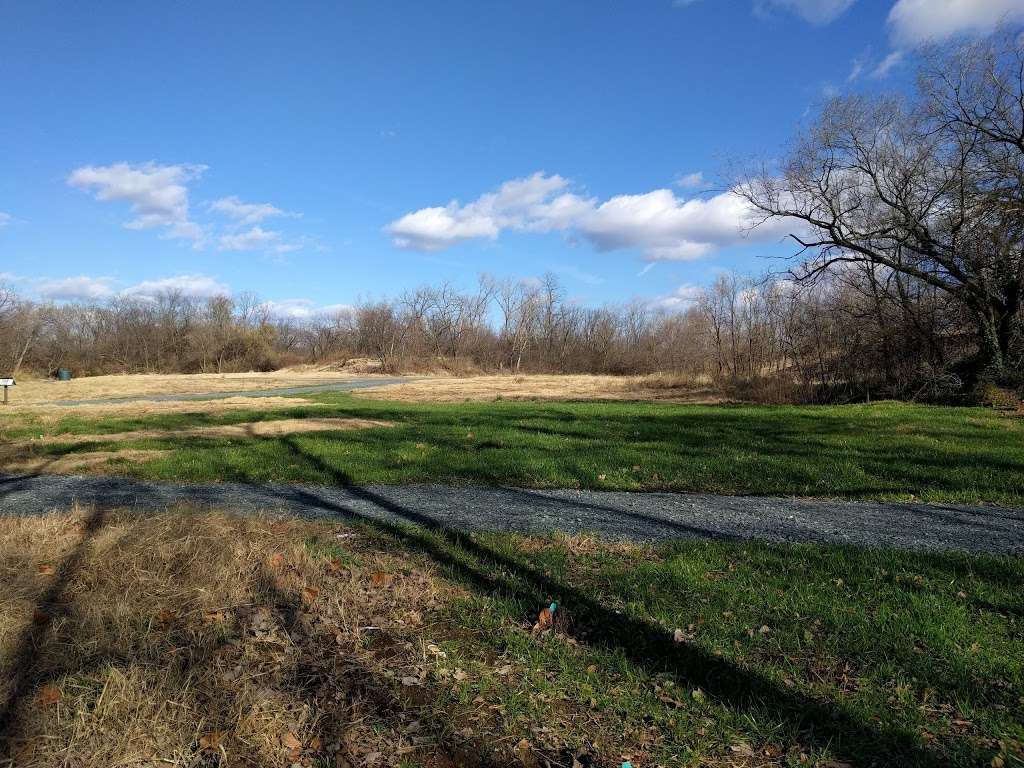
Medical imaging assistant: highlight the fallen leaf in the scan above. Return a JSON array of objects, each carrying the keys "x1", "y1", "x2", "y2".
[
  {"x1": 673, "y1": 628, "x2": 686, "y2": 643},
  {"x1": 157, "y1": 609, "x2": 177, "y2": 626},
  {"x1": 36, "y1": 686, "x2": 62, "y2": 706},
  {"x1": 281, "y1": 732, "x2": 302, "y2": 750},
  {"x1": 303, "y1": 586, "x2": 319, "y2": 604},
  {"x1": 597, "y1": 474, "x2": 606, "y2": 481},
  {"x1": 203, "y1": 610, "x2": 227, "y2": 625},
  {"x1": 325, "y1": 558, "x2": 343, "y2": 574},
  {"x1": 532, "y1": 606, "x2": 554, "y2": 633},
  {"x1": 401, "y1": 676, "x2": 421, "y2": 687},
  {"x1": 371, "y1": 571, "x2": 394, "y2": 587},
  {"x1": 198, "y1": 731, "x2": 225, "y2": 751},
  {"x1": 269, "y1": 553, "x2": 287, "y2": 570},
  {"x1": 495, "y1": 665, "x2": 513, "y2": 675},
  {"x1": 37, "y1": 564, "x2": 55, "y2": 576}
]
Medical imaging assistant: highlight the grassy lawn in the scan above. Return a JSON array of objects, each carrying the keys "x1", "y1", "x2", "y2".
[
  {"x1": 5, "y1": 395, "x2": 1024, "y2": 504},
  {"x1": 1, "y1": 507, "x2": 1020, "y2": 767}
]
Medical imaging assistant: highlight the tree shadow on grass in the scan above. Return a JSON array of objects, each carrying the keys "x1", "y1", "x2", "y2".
[
  {"x1": 243, "y1": 435, "x2": 967, "y2": 767},
  {"x1": 0, "y1": 506, "x2": 107, "y2": 741},
  {"x1": 0, "y1": 508, "x2": 512, "y2": 767}
]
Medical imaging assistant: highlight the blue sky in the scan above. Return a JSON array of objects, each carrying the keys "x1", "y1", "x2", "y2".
[{"x1": 2, "y1": 0, "x2": 1021, "y2": 318}]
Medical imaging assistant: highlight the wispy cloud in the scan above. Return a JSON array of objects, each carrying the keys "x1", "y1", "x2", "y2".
[
  {"x1": 674, "y1": 171, "x2": 707, "y2": 189},
  {"x1": 754, "y1": 0, "x2": 856, "y2": 25},
  {"x1": 209, "y1": 196, "x2": 300, "y2": 226},
  {"x1": 0, "y1": 212, "x2": 11, "y2": 228},
  {"x1": 871, "y1": 50, "x2": 904, "y2": 78}
]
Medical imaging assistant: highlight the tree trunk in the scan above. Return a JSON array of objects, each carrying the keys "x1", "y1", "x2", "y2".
[{"x1": 975, "y1": 310, "x2": 1008, "y2": 380}]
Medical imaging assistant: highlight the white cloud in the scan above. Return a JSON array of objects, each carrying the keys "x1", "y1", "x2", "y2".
[
  {"x1": 122, "y1": 274, "x2": 230, "y2": 301},
  {"x1": 756, "y1": 0, "x2": 855, "y2": 25},
  {"x1": 37, "y1": 276, "x2": 117, "y2": 302},
  {"x1": 388, "y1": 172, "x2": 591, "y2": 251},
  {"x1": 261, "y1": 299, "x2": 354, "y2": 321},
  {"x1": 674, "y1": 171, "x2": 706, "y2": 189},
  {"x1": 888, "y1": 0, "x2": 1024, "y2": 46},
  {"x1": 389, "y1": 172, "x2": 790, "y2": 262},
  {"x1": 67, "y1": 162, "x2": 206, "y2": 244},
  {"x1": 209, "y1": 196, "x2": 299, "y2": 226},
  {"x1": 0, "y1": 212, "x2": 10, "y2": 228},
  {"x1": 649, "y1": 283, "x2": 704, "y2": 312},
  {"x1": 872, "y1": 50, "x2": 905, "y2": 78},
  {"x1": 218, "y1": 226, "x2": 282, "y2": 252}
]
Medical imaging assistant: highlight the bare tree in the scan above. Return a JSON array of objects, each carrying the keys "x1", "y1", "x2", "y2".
[{"x1": 740, "y1": 32, "x2": 1024, "y2": 381}]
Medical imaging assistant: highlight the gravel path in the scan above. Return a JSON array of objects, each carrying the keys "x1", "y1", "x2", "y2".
[
  {"x1": 38, "y1": 377, "x2": 411, "y2": 406},
  {"x1": 1, "y1": 474, "x2": 1022, "y2": 555}
]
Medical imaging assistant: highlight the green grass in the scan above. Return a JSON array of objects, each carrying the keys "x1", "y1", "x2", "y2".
[
  {"x1": 311, "y1": 519, "x2": 1024, "y2": 766},
  {"x1": 10, "y1": 395, "x2": 1024, "y2": 504}
]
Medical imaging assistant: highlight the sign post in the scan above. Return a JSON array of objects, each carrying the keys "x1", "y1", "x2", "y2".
[{"x1": 0, "y1": 378, "x2": 14, "y2": 405}]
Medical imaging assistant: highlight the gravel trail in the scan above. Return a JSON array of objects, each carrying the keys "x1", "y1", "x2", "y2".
[
  {"x1": 37, "y1": 377, "x2": 412, "y2": 406},
  {"x1": 1, "y1": 474, "x2": 1021, "y2": 555}
]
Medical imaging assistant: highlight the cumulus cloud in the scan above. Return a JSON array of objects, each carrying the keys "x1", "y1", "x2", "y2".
[
  {"x1": 649, "y1": 283, "x2": 704, "y2": 312},
  {"x1": 388, "y1": 173, "x2": 591, "y2": 251},
  {"x1": 888, "y1": 0, "x2": 1024, "y2": 46},
  {"x1": 121, "y1": 274, "x2": 230, "y2": 301},
  {"x1": 67, "y1": 162, "x2": 207, "y2": 244},
  {"x1": 37, "y1": 276, "x2": 117, "y2": 302},
  {"x1": 755, "y1": 0, "x2": 856, "y2": 25},
  {"x1": 209, "y1": 196, "x2": 299, "y2": 226},
  {"x1": 260, "y1": 299, "x2": 354, "y2": 321},
  {"x1": 390, "y1": 172, "x2": 790, "y2": 262}
]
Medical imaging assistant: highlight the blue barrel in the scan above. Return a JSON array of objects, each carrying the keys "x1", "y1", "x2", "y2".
[{"x1": 56, "y1": 368, "x2": 72, "y2": 381}]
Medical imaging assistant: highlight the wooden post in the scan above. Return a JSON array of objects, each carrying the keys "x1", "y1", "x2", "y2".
[{"x1": 0, "y1": 378, "x2": 15, "y2": 405}]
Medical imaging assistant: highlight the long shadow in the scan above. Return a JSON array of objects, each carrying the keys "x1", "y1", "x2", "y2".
[
  {"x1": 503, "y1": 487, "x2": 745, "y2": 542},
  {"x1": 0, "y1": 505, "x2": 106, "y2": 742},
  {"x1": 257, "y1": 435, "x2": 959, "y2": 767}
]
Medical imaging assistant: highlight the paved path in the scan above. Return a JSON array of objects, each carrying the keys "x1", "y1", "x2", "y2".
[
  {"x1": 38, "y1": 377, "x2": 411, "y2": 406},
  {"x1": 1, "y1": 474, "x2": 1021, "y2": 555}
]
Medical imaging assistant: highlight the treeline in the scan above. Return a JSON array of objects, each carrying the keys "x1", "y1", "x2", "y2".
[{"x1": 0, "y1": 264, "x2": 1007, "y2": 404}]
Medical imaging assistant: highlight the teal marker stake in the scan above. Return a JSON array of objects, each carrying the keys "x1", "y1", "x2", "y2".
[
  {"x1": 549, "y1": 602, "x2": 557, "y2": 614},
  {"x1": 622, "y1": 762, "x2": 633, "y2": 768}
]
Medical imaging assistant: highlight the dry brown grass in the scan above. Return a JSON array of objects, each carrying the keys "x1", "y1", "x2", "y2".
[
  {"x1": 0, "y1": 449, "x2": 169, "y2": 475},
  {"x1": 25, "y1": 418, "x2": 393, "y2": 446},
  {"x1": 354, "y1": 373, "x2": 723, "y2": 404},
  {"x1": 0, "y1": 508, "x2": 469, "y2": 767},
  {"x1": 3, "y1": 395, "x2": 313, "y2": 419},
  {"x1": 8, "y1": 370, "x2": 392, "y2": 407}
]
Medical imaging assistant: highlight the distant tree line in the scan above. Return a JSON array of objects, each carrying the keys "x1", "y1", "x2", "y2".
[{"x1": 0, "y1": 261, "x2": 1011, "y2": 403}]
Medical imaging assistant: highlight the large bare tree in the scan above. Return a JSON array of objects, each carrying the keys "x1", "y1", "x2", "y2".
[{"x1": 740, "y1": 32, "x2": 1024, "y2": 381}]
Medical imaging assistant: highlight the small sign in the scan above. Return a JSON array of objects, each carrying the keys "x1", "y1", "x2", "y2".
[{"x1": 0, "y1": 379, "x2": 14, "y2": 387}]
